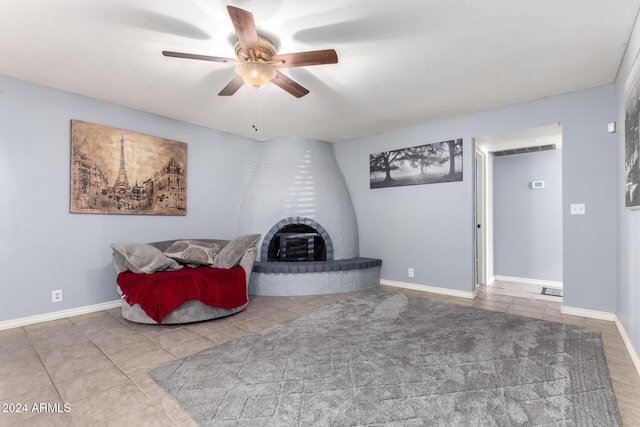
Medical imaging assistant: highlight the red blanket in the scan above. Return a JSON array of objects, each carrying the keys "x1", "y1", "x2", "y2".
[{"x1": 117, "y1": 265, "x2": 247, "y2": 324}]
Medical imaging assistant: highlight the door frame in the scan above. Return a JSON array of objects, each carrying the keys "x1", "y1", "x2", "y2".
[{"x1": 474, "y1": 144, "x2": 488, "y2": 288}]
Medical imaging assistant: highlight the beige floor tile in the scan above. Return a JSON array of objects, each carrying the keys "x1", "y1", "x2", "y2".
[
  {"x1": 604, "y1": 349, "x2": 636, "y2": 369},
  {"x1": 46, "y1": 351, "x2": 114, "y2": 383},
  {"x1": 0, "y1": 365, "x2": 51, "y2": 401},
  {"x1": 612, "y1": 380, "x2": 640, "y2": 400},
  {"x1": 28, "y1": 328, "x2": 90, "y2": 351},
  {"x1": 147, "y1": 327, "x2": 202, "y2": 349},
  {"x1": 484, "y1": 294, "x2": 517, "y2": 304},
  {"x1": 25, "y1": 324, "x2": 82, "y2": 341},
  {"x1": 284, "y1": 302, "x2": 321, "y2": 314},
  {"x1": 224, "y1": 309, "x2": 262, "y2": 324},
  {"x1": 447, "y1": 298, "x2": 475, "y2": 307},
  {"x1": 10, "y1": 411, "x2": 74, "y2": 427},
  {"x1": 23, "y1": 318, "x2": 74, "y2": 334},
  {"x1": 128, "y1": 322, "x2": 187, "y2": 339},
  {"x1": 0, "y1": 354, "x2": 44, "y2": 378},
  {"x1": 100, "y1": 338, "x2": 160, "y2": 365},
  {"x1": 506, "y1": 308, "x2": 545, "y2": 320},
  {"x1": 154, "y1": 392, "x2": 199, "y2": 426},
  {"x1": 420, "y1": 293, "x2": 453, "y2": 302},
  {"x1": 114, "y1": 348, "x2": 176, "y2": 375},
  {"x1": 472, "y1": 300, "x2": 509, "y2": 312},
  {"x1": 544, "y1": 300, "x2": 562, "y2": 310},
  {"x1": 183, "y1": 319, "x2": 229, "y2": 336},
  {"x1": 0, "y1": 333, "x2": 30, "y2": 357},
  {"x1": 163, "y1": 336, "x2": 216, "y2": 358},
  {"x1": 235, "y1": 315, "x2": 281, "y2": 332},
  {"x1": 85, "y1": 328, "x2": 146, "y2": 349},
  {"x1": 56, "y1": 365, "x2": 129, "y2": 403},
  {"x1": 93, "y1": 401, "x2": 176, "y2": 427},
  {"x1": 0, "y1": 340, "x2": 37, "y2": 364},
  {"x1": 204, "y1": 323, "x2": 251, "y2": 344},
  {"x1": 0, "y1": 384, "x2": 62, "y2": 427},
  {"x1": 506, "y1": 302, "x2": 546, "y2": 315},
  {"x1": 543, "y1": 312, "x2": 586, "y2": 326},
  {"x1": 69, "y1": 382, "x2": 150, "y2": 426},
  {"x1": 128, "y1": 371, "x2": 168, "y2": 401},
  {"x1": 609, "y1": 361, "x2": 640, "y2": 387},
  {"x1": 583, "y1": 317, "x2": 617, "y2": 330},
  {"x1": 68, "y1": 310, "x2": 115, "y2": 327},
  {"x1": 244, "y1": 302, "x2": 284, "y2": 316},
  {"x1": 36, "y1": 340, "x2": 102, "y2": 367},
  {"x1": 0, "y1": 326, "x2": 28, "y2": 340}
]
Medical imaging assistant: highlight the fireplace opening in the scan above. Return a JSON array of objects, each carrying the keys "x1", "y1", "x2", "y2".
[{"x1": 267, "y1": 224, "x2": 326, "y2": 262}]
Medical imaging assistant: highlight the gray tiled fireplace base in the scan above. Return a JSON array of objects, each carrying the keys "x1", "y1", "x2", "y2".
[{"x1": 248, "y1": 258, "x2": 381, "y2": 296}]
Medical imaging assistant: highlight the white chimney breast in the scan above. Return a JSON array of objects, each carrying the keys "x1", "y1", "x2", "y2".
[{"x1": 236, "y1": 137, "x2": 359, "y2": 260}]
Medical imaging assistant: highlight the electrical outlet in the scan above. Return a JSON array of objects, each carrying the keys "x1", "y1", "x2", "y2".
[
  {"x1": 52, "y1": 289, "x2": 62, "y2": 303},
  {"x1": 570, "y1": 203, "x2": 585, "y2": 215},
  {"x1": 408, "y1": 268, "x2": 414, "y2": 278}
]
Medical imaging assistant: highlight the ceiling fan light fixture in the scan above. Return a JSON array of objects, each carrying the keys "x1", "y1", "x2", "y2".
[{"x1": 234, "y1": 61, "x2": 276, "y2": 89}]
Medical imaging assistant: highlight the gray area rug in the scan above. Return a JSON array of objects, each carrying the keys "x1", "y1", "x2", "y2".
[{"x1": 149, "y1": 290, "x2": 621, "y2": 426}]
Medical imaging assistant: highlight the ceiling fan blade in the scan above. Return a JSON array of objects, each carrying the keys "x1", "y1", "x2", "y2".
[
  {"x1": 162, "y1": 51, "x2": 237, "y2": 63},
  {"x1": 270, "y1": 49, "x2": 338, "y2": 68},
  {"x1": 227, "y1": 6, "x2": 261, "y2": 58},
  {"x1": 218, "y1": 75, "x2": 245, "y2": 96},
  {"x1": 272, "y1": 71, "x2": 309, "y2": 98}
]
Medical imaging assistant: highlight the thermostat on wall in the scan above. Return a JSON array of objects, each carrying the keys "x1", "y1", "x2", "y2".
[{"x1": 531, "y1": 181, "x2": 544, "y2": 189}]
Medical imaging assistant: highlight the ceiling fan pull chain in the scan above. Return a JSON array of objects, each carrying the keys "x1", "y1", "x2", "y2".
[{"x1": 252, "y1": 90, "x2": 259, "y2": 132}]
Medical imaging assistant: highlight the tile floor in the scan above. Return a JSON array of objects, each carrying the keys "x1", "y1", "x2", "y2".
[{"x1": 1, "y1": 283, "x2": 639, "y2": 426}]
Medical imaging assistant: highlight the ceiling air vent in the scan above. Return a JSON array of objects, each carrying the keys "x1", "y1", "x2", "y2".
[{"x1": 492, "y1": 143, "x2": 556, "y2": 157}]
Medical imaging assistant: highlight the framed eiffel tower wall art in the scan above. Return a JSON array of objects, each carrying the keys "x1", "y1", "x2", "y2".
[{"x1": 70, "y1": 120, "x2": 187, "y2": 215}]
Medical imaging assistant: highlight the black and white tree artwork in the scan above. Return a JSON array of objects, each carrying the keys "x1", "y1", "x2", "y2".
[
  {"x1": 625, "y1": 53, "x2": 640, "y2": 207},
  {"x1": 370, "y1": 139, "x2": 463, "y2": 189}
]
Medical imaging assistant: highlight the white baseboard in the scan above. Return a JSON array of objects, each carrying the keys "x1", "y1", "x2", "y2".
[
  {"x1": 380, "y1": 279, "x2": 475, "y2": 300},
  {"x1": 0, "y1": 300, "x2": 122, "y2": 331},
  {"x1": 493, "y1": 275, "x2": 563, "y2": 289},
  {"x1": 560, "y1": 305, "x2": 615, "y2": 321},
  {"x1": 614, "y1": 315, "x2": 640, "y2": 377}
]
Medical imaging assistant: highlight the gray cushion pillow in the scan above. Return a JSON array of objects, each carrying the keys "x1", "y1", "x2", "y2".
[
  {"x1": 212, "y1": 234, "x2": 261, "y2": 269},
  {"x1": 111, "y1": 242, "x2": 182, "y2": 274},
  {"x1": 164, "y1": 240, "x2": 222, "y2": 265}
]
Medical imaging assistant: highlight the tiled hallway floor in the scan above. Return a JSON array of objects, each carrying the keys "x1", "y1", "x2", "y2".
[{"x1": 1, "y1": 284, "x2": 639, "y2": 426}]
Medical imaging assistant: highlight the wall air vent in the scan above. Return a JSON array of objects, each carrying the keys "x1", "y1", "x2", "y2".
[{"x1": 492, "y1": 143, "x2": 556, "y2": 157}]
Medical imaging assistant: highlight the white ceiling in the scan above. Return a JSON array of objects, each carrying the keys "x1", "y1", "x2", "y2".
[{"x1": 1, "y1": 0, "x2": 638, "y2": 143}]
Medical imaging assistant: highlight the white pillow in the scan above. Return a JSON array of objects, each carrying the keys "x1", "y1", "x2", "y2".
[
  {"x1": 111, "y1": 242, "x2": 182, "y2": 274},
  {"x1": 212, "y1": 234, "x2": 261, "y2": 269},
  {"x1": 164, "y1": 240, "x2": 222, "y2": 265}
]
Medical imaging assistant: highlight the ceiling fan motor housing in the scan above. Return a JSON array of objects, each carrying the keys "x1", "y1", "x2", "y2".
[{"x1": 234, "y1": 35, "x2": 276, "y2": 61}]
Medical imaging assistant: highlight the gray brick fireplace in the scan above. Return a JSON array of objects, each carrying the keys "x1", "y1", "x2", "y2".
[{"x1": 236, "y1": 137, "x2": 380, "y2": 295}]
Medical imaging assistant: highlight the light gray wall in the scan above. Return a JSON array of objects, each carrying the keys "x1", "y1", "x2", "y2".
[
  {"x1": 335, "y1": 84, "x2": 617, "y2": 313},
  {"x1": 337, "y1": 128, "x2": 474, "y2": 292},
  {"x1": 493, "y1": 150, "x2": 563, "y2": 282},
  {"x1": 615, "y1": 9, "x2": 640, "y2": 362},
  {"x1": 0, "y1": 75, "x2": 259, "y2": 322}
]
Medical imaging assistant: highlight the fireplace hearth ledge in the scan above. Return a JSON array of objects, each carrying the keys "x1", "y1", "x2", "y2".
[
  {"x1": 253, "y1": 258, "x2": 381, "y2": 274},
  {"x1": 248, "y1": 258, "x2": 381, "y2": 296}
]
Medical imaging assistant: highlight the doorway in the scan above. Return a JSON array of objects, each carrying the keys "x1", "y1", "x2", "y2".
[{"x1": 474, "y1": 124, "x2": 563, "y2": 301}]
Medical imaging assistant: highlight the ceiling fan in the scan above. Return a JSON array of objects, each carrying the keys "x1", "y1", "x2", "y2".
[{"x1": 162, "y1": 5, "x2": 338, "y2": 98}]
